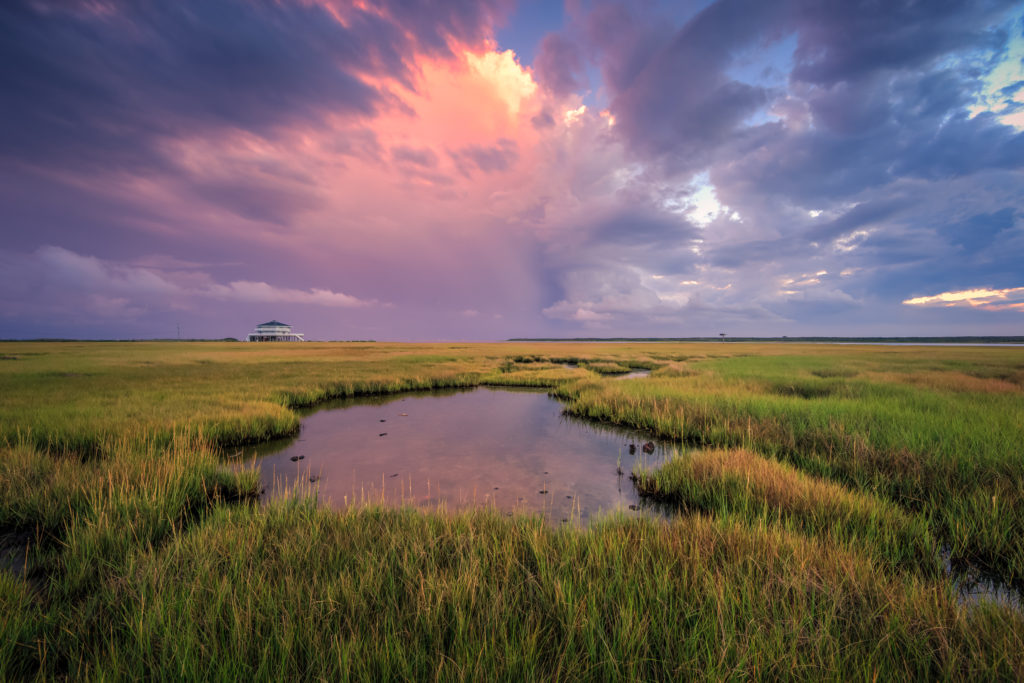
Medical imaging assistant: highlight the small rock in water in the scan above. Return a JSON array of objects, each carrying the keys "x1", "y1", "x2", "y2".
[
  {"x1": 379, "y1": 432, "x2": 387, "y2": 437},
  {"x1": 494, "y1": 486, "x2": 499, "y2": 490},
  {"x1": 628, "y1": 504, "x2": 638, "y2": 511},
  {"x1": 561, "y1": 518, "x2": 568, "y2": 523},
  {"x1": 642, "y1": 441, "x2": 655, "y2": 454},
  {"x1": 566, "y1": 495, "x2": 572, "y2": 499},
  {"x1": 289, "y1": 456, "x2": 299, "y2": 462},
  {"x1": 309, "y1": 475, "x2": 320, "y2": 483},
  {"x1": 298, "y1": 455, "x2": 305, "y2": 460},
  {"x1": 390, "y1": 473, "x2": 399, "y2": 478},
  {"x1": 628, "y1": 444, "x2": 636, "y2": 455},
  {"x1": 379, "y1": 419, "x2": 386, "y2": 422},
  {"x1": 543, "y1": 471, "x2": 548, "y2": 475},
  {"x1": 539, "y1": 489, "x2": 548, "y2": 494}
]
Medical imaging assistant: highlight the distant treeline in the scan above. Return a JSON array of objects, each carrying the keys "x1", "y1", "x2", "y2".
[{"x1": 508, "y1": 336, "x2": 1024, "y2": 344}]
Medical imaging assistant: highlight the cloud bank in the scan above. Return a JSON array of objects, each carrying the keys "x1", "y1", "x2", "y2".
[{"x1": 1, "y1": 0, "x2": 1022, "y2": 339}]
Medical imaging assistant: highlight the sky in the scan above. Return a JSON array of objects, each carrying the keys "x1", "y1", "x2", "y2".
[{"x1": 1, "y1": 0, "x2": 1023, "y2": 341}]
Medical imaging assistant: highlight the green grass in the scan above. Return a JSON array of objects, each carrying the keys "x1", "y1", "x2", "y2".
[
  {"x1": 29, "y1": 504, "x2": 1024, "y2": 679},
  {"x1": 632, "y1": 448, "x2": 940, "y2": 576},
  {"x1": 553, "y1": 349, "x2": 1024, "y2": 583},
  {"x1": 1, "y1": 341, "x2": 1023, "y2": 679}
]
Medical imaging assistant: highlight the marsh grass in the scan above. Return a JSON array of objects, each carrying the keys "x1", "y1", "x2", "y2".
[
  {"x1": 0, "y1": 342, "x2": 496, "y2": 455},
  {"x1": 553, "y1": 349, "x2": 1024, "y2": 583},
  {"x1": 46, "y1": 504, "x2": 1024, "y2": 679},
  {"x1": 2, "y1": 341, "x2": 1023, "y2": 678},
  {"x1": 632, "y1": 448, "x2": 940, "y2": 576},
  {"x1": 580, "y1": 361, "x2": 633, "y2": 374},
  {"x1": 0, "y1": 433, "x2": 261, "y2": 678}
]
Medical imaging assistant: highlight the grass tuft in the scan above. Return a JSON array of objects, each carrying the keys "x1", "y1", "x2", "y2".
[{"x1": 633, "y1": 448, "x2": 940, "y2": 576}]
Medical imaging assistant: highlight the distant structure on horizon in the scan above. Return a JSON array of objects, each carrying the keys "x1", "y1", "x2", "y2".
[{"x1": 246, "y1": 320, "x2": 305, "y2": 342}]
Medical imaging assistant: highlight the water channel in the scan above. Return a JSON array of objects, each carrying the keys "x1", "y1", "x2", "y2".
[
  {"x1": 243, "y1": 384, "x2": 1022, "y2": 609},
  {"x1": 245, "y1": 386, "x2": 672, "y2": 523}
]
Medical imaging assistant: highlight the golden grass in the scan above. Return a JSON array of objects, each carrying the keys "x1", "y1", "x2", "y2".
[
  {"x1": 664, "y1": 447, "x2": 890, "y2": 513},
  {"x1": 68, "y1": 505, "x2": 1024, "y2": 679},
  {"x1": 634, "y1": 448, "x2": 939, "y2": 574}
]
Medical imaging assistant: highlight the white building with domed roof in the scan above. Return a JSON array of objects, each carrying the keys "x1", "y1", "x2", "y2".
[{"x1": 246, "y1": 320, "x2": 304, "y2": 342}]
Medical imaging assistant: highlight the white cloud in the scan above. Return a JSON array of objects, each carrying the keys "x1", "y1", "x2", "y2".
[
  {"x1": 5, "y1": 246, "x2": 379, "y2": 318},
  {"x1": 833, "y1": 229, "x2": 871, "y2": 253},
  {"x1": 465, "y1": 49, "x2": 537, "y2": 117},
  {"x1": 540, "y1": 302, "x2": 612, "y2": 322},
  {"x1": 564, "y1": 105, "x2": 587, "y2": 125},
  {"x1": 204, "y1": 281, "x2": 373, "y2": 307},
  {"x1": 37, "y1": 246, "x2": 182, "y2": 295},
  {"x1": 662, "y1": 172, "x2": 740, "y2": 228},
  {"x1": 903, "y1": 286, "x2": 1024, "y2": 310}
]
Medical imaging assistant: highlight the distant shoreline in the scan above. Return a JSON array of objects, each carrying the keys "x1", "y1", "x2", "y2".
[
  {"x1": 1, "y1": 337, "x2": 1021, "y2": 346},
  {"x1": 508, "y1": 336, "x2": 1024, "y2": 345}
]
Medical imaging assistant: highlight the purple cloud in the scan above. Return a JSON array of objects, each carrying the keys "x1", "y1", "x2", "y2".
[
  {"x1": 2, "y1": 0, "x2": 1023, "y2": 339},
  {"x1": 449, "y1": 139, "x2": 519, "y2": 174},
  {"x1": 533, "y1": 33, "x2": 586, "y2": 95}
]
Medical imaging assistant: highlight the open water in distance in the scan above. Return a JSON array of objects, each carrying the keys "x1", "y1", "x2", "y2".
[{"x1": 244, "y1": 386, "x2": 672, "y2": 523}]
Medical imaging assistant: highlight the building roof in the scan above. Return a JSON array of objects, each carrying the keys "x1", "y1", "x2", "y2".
[{"x1": 256, "y1": 320, "x2": 289, "y2": 328}]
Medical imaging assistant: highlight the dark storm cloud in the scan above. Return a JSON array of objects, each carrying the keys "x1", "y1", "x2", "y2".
[
  {"x1": 4, "y1": 0, "x2": 1024, "y2": 339},
  {"x1": 788, "y1": 0, "x2": 1012, "y2": 85},
  {"x1": 552, "y1": 0, "x2": 1023, "y2": 332},
  {"x1": 574, "y1": 0, "x2": 1022, "y2": 185},
  {"x1": 805, "y1": 198, "x2": 914, "y2": 243},
  {"x1": 941, "y1": 208, "x2": 1017, "y2": 253},
  {"x1": 191, "y1": 179, "x2": 325, "y2": 225},
  {"x1": 583, "y1": 0, "x2": 783, "y2": 171},
  {"x1": 533, "y1": 33, "x2": 585, "y2": 96},
  {"x1": 815, "y1": 202, "x2": 1023, "y2": 311},
  {"x1": 0, "y1": 0, "x2": 507, "y2": 174},
  {"x1": 1, "y1": 2, "x2": 366, "y2": 173},
  {"x1": 590, "y1": 210, "x2": 700, "y2": 249},
  {"x1": 710, "y1": 122, "x2": 895, "y2": 204},
  {"x1": 372, "y1": 0, "x2": 514, "y2": 56},
  {"x1": 890, "y1": 112, "x2": 1024, "y2": 179},
  {"x1": 706, "y1": 236, "x2": 809, "y2": 269}
]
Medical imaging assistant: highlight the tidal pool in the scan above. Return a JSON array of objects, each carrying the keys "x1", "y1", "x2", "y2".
[
  {"x1": 946, "y1": 553, "x2": 1023, "y2": 610},
  {"x1": 245, "y1": 386, "x2": 673, "y2": 523},
  {"x1": 241, "y1": 386, "x2": 1023, "y2": 609},
  {"x1": 613, "y1": 369, "x2": 651, "y2": 379}
]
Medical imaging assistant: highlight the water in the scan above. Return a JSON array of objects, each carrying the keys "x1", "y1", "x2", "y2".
[
  {"x1": 560, "y1": 363, "x2": 651, "y2": 379},
  {"x1": 955, "y1": 575, "x2": 1022, "y2": 610},
  {"x1": 242, "y1": 385, "x2": 1022, "y2": 609},
  {"x1": 613, "y1": 369, "x2": 651, "y2": 379},
  {"x1": 944, "y1": 551, "x2": 1023, "y2": 610},
  {"x1": 245, "y1": 387, "x2": 672, "y2": 523},
  {"x1": 0, "y1": 529, "x2": 31, "y2": 578}
]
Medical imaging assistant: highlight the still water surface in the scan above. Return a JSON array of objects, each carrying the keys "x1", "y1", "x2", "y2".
[
  {"x1": 244, "y1": 386, "x2": 1023, "y2": 608},
  {"x1": 246, "y1": 387, "x2": 672, "y2": 522}
]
